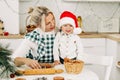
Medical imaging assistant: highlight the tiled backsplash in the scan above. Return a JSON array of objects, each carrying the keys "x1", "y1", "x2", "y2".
[
  {"x1": 19, "y1": 0, "x2": 120, "y2": 33},
  {"x1": 0, "y1": 0, "x2": 120, "y2": 34}
]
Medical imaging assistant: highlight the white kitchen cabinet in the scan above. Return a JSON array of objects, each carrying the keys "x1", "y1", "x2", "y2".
[
  {"x1": 81, "y1": 38, "x2": 106, "y2": 56},
  {"x1": 106, "y1": 39, "x2": 120, "y2": 80},
  {"x1": 81, "y1": 38, "x2": 106, "y2": 80},
  {"x1": 0, "y1": 39, "x2": 23, "y2": 52}
]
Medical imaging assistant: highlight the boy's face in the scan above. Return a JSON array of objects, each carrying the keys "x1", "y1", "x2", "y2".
[
  {"x1": 45, "y1": 13, "x2": 55, "y2": 32},
  {"x1": 61, "y1": 24, "x2": 74, "y2": 34}
]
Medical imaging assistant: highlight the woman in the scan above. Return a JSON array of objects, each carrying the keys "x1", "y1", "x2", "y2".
[{"x1": 12, "y1": 6, "x2": 56, "y2": 69}]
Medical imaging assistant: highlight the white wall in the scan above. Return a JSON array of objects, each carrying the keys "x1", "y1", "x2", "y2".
[{"x1": 0, "y1": 0, "x2": 19, "y2": 34}]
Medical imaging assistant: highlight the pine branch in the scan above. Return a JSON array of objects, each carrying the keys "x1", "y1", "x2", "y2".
[{"x1": 0, "y1": 44, "x2": 16, "y2": 78}]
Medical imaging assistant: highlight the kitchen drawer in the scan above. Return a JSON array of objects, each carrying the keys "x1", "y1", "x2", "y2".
[
  {"x1": 81, "y1": 38, "x2": 106, "y2": 56},
  {"x1": 84, "y1": 46, "x2": 105, "y2": 56},
  {"x1": 81, "y1": 38, "x2": 105, "y2": 46}
]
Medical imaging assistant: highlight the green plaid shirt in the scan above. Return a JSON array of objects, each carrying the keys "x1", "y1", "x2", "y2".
[{"x1": 25, "y1": 29, "x2": 55, "y2": 63}]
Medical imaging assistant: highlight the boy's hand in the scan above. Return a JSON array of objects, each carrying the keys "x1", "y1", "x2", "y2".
[{"x1": 54, "y1": 60, "x2": 61, "y2": 65}]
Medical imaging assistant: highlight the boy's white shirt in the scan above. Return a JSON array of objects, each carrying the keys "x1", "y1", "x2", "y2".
[{"x1": 53, "y1": 32, "x2": 84, "y2": 61}]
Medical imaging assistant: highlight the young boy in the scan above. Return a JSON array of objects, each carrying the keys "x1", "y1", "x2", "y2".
[{"x1": 53, "y1": 11, "x2": 84, "y2": 64}]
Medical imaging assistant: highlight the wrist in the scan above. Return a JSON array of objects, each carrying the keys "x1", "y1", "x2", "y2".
[{"x1": 14, "y1": 57, "x2": 25, "y2": 67}]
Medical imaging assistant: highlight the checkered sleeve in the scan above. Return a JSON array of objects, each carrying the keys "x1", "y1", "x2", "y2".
[{"x1": 24, "y1": 30, "x2": 55, "y2": 63}]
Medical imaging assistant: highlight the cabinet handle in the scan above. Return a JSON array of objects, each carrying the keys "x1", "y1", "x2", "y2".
[
  {"x1": 85, "y1": 63, "x2": 93, "y2": 65},
  {"x1": 84, "y1": 46, "x2": 94, "y2": 48}
]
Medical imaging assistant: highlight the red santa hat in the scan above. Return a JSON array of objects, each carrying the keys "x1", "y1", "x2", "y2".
[{"x1": 59, "y1": 11, "x2": 82, "y2": 34}]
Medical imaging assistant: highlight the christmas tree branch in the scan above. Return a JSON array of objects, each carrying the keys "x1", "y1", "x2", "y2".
[{"x1": 0, "y1": 44, "x2": 16, "y2": 78}]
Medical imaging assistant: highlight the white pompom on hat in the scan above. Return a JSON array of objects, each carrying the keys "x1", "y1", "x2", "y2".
[{"x1": 59, "y1": 11, "x2": 82, "y2": 34}]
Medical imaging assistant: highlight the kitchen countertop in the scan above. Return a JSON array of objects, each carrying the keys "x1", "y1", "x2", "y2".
[
  {"x1": 8, "y1": 65, "x2": 99, "y2": 80},
  {"x1": 79, "y1": 33, "x2": 105, "y2": 38},
  {"x1": 79, "y1": 33, "x2": 120, "y2": 42},
  {"x1": 104, "y1": 34, "x2": 120, "y2": 42},
  {"x1": 0, "y1": 34, "x2": 24, "y2": 39},
  {"x1": 0, "y1": 33, "x2": 120, "y2": 42}
]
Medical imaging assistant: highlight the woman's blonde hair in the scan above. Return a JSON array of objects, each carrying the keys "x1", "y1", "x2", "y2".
[{"x1": 27, "y1": 6, "x2": 54, "y2": 31}]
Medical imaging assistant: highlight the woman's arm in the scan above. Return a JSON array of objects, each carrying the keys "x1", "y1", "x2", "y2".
[
  {"x1": 12, "y1": 39, "x2": 41, "y2": 68},
  {"x1": 14, "y1": 57, "x2": 41, "y2": 69},
  {"x1": 12, "y1": 39, "x2": 32, "y2": 58}
]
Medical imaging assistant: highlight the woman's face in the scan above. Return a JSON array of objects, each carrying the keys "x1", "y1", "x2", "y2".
[
  {"x1": 45, "y1": 13, "x2": 55, "y2": 32},
  {"x1": 61, "y1": 24, "x2": 74, "y2": 34}
]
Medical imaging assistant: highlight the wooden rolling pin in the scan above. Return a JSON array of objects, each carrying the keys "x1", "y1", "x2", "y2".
[{"x1": 17, "y1": 68, "x2": 64, "y2": 75}]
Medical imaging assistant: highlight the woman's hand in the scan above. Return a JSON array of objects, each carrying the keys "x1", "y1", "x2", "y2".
[
  {"x1": 14, "y1": 57, "x2": 41, "y2": 69},
  {"x1": 24, "y1": 58, "x2": 41, "y2": 69},
  {"x1": 54, "y1": 60, "x2": 61, "y2": 65}
]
